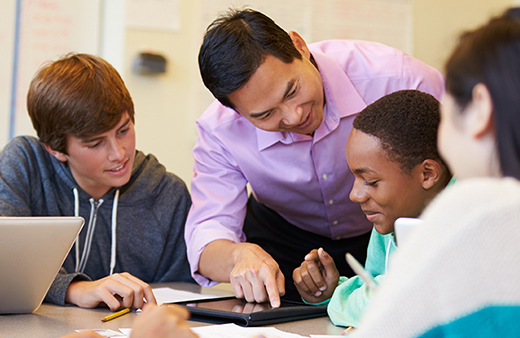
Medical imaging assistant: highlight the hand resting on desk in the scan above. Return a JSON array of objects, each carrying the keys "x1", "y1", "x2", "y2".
[{"x1": 65, "y1": 272, "x2": 157, "y2": 310}]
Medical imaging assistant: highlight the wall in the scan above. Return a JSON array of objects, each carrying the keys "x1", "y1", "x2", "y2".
[
  {"x1": 413, "y1": 0, "x2": 514, "y2": 72},
  {"x1": 126, "y1": 0, "x2": 516, "y2": 187},
  {"x1": 123, "y1": 0, "x2": 204, "y2": 187},
  {"x1": 1, "y1": 0, "x2": 517, "y2": 187}
]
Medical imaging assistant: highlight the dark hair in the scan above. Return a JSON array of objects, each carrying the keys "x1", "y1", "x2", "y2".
[
  {"x1": 353, "y1": 90, "x2": 446, "y2": 174},
  {"x1": 27, "y1": 53, "x2": 135, "y2": 154},
  {"x1": 445, "y1": 7, "x2": 520, "y2": 179},
  {"x1": 198, "y1": 8, "x2": 302, "y2": 108}
]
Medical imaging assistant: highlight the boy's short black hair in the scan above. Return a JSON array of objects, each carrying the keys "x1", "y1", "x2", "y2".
[
  {"x1": 198, "y1": 8, "x2": 302, "y2": 108},
  {"x1": 353, "y1": 90, "x2": 445, "y2": 174}
]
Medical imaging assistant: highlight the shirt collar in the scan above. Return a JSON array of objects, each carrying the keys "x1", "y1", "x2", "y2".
[{"x1": 312, "y1": 49, "x2": 367, "y2": 142}]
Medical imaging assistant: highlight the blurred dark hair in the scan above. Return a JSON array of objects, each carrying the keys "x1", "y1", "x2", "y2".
[
  {"x1": 198, "y1": 8, "x2": 302, "y2": 108},
  {"x1": 353, "y1": 90, "x2": 447, "y2": 174},
  {"x1": 445, "y1": 7, "x2": 520, "y2": 179}
]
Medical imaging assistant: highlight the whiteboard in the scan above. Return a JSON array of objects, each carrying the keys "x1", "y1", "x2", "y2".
[
  {"x1": 0, "y1": 1, "x2": 16, "y2": 148},
  {"x1": 0, "y1": 0, "x2": 101, "y2": 148}
]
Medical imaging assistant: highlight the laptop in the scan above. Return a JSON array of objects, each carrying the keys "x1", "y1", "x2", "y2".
[
  {"x1": 0, "y1": 216, "x2": 84, "y2": 314},
  {"x1": 394, "y1": 217, "x2": 423, "y2": 247}
]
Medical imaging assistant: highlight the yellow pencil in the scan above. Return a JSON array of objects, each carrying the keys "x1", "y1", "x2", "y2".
[
  {"x1": 341, "y1": 326, "x2": 354, "y2": 335},
  {"x1": 101, "y1": 308, "x2": 131, "y2": 322}
]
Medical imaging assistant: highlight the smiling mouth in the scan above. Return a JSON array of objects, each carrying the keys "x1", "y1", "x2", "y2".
[
  {"x1": 362, "y1": 210, "x2": 382, "y2": 222},
  {"x1": 109, "y1": 161, "x2": 127, "y2": 172},
  {"x1": 295, "y1": 110, "x2": 312, "y2": 128}
]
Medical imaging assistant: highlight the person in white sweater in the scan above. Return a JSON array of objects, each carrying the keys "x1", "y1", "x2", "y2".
[{"x1": 351, "y1": 7, "x2": 520, "y2": 338}]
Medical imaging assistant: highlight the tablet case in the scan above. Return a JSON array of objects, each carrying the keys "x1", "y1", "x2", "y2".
[{"x1": 178, "y1": 299, "x2": 328, "y2": 326}]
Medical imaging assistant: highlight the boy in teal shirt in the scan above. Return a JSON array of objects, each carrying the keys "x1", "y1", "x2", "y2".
[{"x1": 293, "y1": 90, "x2": 452, "y2": 327}]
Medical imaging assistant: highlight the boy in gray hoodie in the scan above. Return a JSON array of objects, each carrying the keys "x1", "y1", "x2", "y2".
[{"x1": 0, "y1": 53, "x2": 193, "y2": 310}]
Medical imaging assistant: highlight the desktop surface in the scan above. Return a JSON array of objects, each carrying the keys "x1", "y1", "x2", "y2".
[{"x1": 0, "y1": 282, "x2": 344, "y2": 338}]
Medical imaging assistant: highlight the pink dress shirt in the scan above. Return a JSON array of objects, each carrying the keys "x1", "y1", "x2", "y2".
[{"x1": 186, "y1": 39, "x2": 445, "y2": 286}]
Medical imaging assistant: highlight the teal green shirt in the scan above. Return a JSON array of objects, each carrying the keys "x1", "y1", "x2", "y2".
[{"x1": 327, "y1": 228, "x2": 397, "y2": 327}]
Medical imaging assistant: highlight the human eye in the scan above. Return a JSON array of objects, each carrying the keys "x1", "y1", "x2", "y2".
[
  {"x1": 364, "y1": 180, "x2": 379, "y2": 187},
  {"x1": 261, "y1": 110, "x2": 274, "y2": 120},
  {"x1": 87, "y1": 141, "x2": 102, "y2": 149},
  {"x1": 288, "y1": 83, "x2": 299, "y2": 97}
]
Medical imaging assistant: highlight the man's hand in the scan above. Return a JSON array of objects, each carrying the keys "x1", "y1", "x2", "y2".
[
  {"x1": 130, "y1": 304, "x2": 199, "y2": 338},
  {"x1": 65, "y1": 272, "x2": 157, "y2": 310},
  {"x1": 230, "y1": 243, "x2": 285, "y2": 308},
  {"x1": 293, "y1": 247, "x2": 339, "y2": 303},
  {"x1": 199, "y1": 240, "x2": 285, "y2": 308}
]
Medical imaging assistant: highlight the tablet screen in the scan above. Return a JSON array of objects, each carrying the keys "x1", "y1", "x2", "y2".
[
  {"x1": 175, "y1": 297, "x2": 327, "y2": 326},
  {"x1": 180, "y1": 298, "x2": 303, "y2": 315}
]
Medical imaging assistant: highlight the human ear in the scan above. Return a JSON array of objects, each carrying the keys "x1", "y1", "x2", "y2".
[
  {"x1": 420, "y1": 159, "x2": 442, "y2": 190},
  {"x1": 469, "y1": 83, "x2": 494, "y2": 139},
  {"x1": 288, "y1": 31, "x2": 311, "y2": 59},
  {"x1": 44, "y1": 143, "x2": 68, "y2": 162}
]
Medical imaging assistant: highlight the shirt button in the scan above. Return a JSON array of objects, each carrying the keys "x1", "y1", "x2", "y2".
[
  {"x1": 322, "y1": 174, "x2": 328, "y2": 180},
  {"x1": 329, "y1": 199, "x2": 334, "y2": 205},
  {"x1": 333, "y1": 220, "x2": 338, "y2": 225}
]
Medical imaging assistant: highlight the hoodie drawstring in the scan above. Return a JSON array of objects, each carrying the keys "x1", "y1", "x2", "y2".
[
  {"x1": 110, "y1": 189, "x2": 120, "y2": 275},
  {"x1": 385, "y1": 239, "x2": 392, "y2": 273},
  {"x1": 74, "y1": 188, "x2": 80, "y2": 272},
  {"x1": 73, "y1": 188, "x2": 120, "y2": 275}
]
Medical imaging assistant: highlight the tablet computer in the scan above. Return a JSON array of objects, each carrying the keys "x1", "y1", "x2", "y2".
[
  {"x1": 175, "y1": 297, "x2": 328, "y2": 326},
  {"x1": 394, "y1": 217, "x2": 424, "y2": 247}
]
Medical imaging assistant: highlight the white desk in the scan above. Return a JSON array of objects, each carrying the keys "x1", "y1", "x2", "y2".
[{"x1": 0, "y1": 282, "x2": 344, "y2": 338}]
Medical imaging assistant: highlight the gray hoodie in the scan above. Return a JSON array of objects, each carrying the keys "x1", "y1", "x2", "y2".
[{"x1": 0, "y1": 136, "x2": 194, "y2": 305}]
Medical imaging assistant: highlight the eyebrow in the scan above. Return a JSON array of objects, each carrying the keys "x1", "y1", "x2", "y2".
[
  {"x1": 80, "y1": 118, "x2": 131, "y2": 144},
  {"x1": 352, "y1": 167, "x2": 377, "y2": 175},
  {"x1": 249, "y1": 79, "x2": 297, "y2": 118}
]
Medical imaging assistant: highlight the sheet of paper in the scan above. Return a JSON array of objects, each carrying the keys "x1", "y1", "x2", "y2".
[
  {"x1": 118, "y1": 328, "x2": 131, "y2": 336},
  {"x1": 118, "y1": 324, "x2": 306, "y2": 338},
  {"x1": 152, "y1": 287, "x2": 226, "y2": 305},
  {"x1": 192, "y1": 323, "x2": 306, "y2": 338},
  {"x1": 75, "y1": 329, "x2": 125, "y2": 337},
  {"x1": 310, "y1": 335, "x2": 345, "y2": 338}
]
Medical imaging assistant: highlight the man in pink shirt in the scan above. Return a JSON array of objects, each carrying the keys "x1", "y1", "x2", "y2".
[{"x1": 186, "y1": 8, "x2": 444, "y2": 307}]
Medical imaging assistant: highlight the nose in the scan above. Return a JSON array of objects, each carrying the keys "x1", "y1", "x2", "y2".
[
  {"x1": 107, "y1": 139, "x2": 125, "y2": 162},
  {"x1": 280, "y1": 104, "x2": 303, "y2": 126},
  {"x1": 349, "y1": 179, "x2": 369, "y2": 203}
]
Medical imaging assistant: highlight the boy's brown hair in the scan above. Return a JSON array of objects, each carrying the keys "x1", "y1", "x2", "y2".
[{"x1": 27, "y1": 53, "x2": 135, "y2": 154}]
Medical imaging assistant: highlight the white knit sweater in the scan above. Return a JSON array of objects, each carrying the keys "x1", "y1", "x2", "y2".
[{"x1": 352, "y1": 177, "x2": 520, "y2": 337}]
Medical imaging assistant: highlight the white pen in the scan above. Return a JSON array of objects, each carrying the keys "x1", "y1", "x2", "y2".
[{"x1": 345, "y1": 253, "x2": 378, "y2": 292}]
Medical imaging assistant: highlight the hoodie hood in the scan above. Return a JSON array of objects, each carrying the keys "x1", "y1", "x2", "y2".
[{"x1": 47, "y1": 145, "x2": 170, "y2": 275}]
